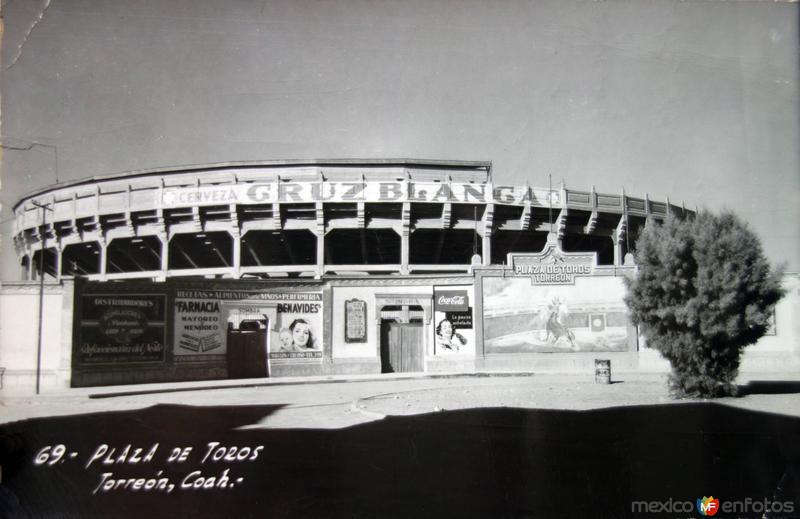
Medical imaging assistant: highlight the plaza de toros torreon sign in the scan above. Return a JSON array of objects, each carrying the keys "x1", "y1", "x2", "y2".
[
  {"x1": 510, "y1": 242, "x2": 595, "y2": 285},
  {"x1": 161, "y1": 181, "x2": 559, "y2": 207}
]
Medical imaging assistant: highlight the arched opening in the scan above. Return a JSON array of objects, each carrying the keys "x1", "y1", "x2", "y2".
[
  {"x1": 62, "y1": 242, "x2": 101, "y2": 276},
  {"x1": 490, "y1": 230, "x2": 549, "y2": 265},
  {"x1": 410, "y1": 229, "x2": 480, "y2": 265},
  {"x1": 562, "y1": 234, "x2": 614, "y2": 265},
  {"x1": 168, "y1": 232, "x2": 232, "y2": 269},
  {"x1": 325, "y1": 229, "x2": 400, "y2": 265},
  {"x1": 107, "y1": 236, "x2": 162, "y2": 273},
  {"x1": 626, "y1": 216, "x2": 647, "y2": 256},
  {"x1": 31, "y1": 248, "x2": 58, "y2": 279},
  {"x1": 20, "y1": 255, "x2": 30, "y2": 280},
  {"x1": 241, "y1": 230, "x2": 316, "y2": 266}
]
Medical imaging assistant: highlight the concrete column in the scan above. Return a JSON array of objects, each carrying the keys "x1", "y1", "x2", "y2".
[
  {"x1": 482, "y1": 203, "x2": 494, "y2": 266},
  {"x1": 316, "y1": 231, "x2": 325, "y2": 277},
  {"x1": 400, "y1": 231, "x2": 409, "y2": 275},
  {"x1": 158, "y1": 234, "x2": 169, "y2": 281},
  {"x1": 400, "y1": 202, "x2": 411, "y2": 275},
  {"x1": 557, "y1": 182, "x2": 568, "y2": 250},
  {"x1": 231, "y1": 231, "x2": 241, "y2": 279},
  {"x1": 614, "y1": 209, "x2": 627, "y2": 267},
  {"x1": 99, "y1": 239, "x2": 108, "y2": 281},
  {"x1": 56, "y1": 244, "x2": 64, "y2": 282},
  {"x1": 316, "y1": 202, "x2": 325, "y2": 278},
  {"x1": 26, "y1": 249, "x2": 34, "y2": 281}
]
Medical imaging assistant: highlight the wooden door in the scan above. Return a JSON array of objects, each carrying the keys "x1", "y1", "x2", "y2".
[
  {"x1": 226, "y1": 329, "x2": 269, "y2": 379},
  {"x1": 380, "y1": 322, "x2": 424, "y2": 373}
]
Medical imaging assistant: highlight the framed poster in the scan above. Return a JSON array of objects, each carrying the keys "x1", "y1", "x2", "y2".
[
  {"x1": 344, "y1": 299, "x2": 367, "y2": 343},
  {"x1": 78, "y1": 293, "x2": 167, "y2": 365}
]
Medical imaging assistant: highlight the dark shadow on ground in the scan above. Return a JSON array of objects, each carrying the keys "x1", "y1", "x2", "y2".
[
  {"x1": 739, "y1": 381, "x2": 800, "y2": 396},
  {"x1": 1, "y1": 403, "x2": 798, "y2": 518}
]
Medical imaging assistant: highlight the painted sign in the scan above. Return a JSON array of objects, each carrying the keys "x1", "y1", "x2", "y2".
[
  {"x1": 482, "y1": 276, "x2": 629, "y2": 353},
  {"x1": 161, "y1": 181, "x2": 559, "y2": 208},
  {"x1": 434, "y1": 290, "x2": 469, "y2": 312},
  {"x1": 78, "y1": 294, "x2": 166, "y2": 364},
  {"x1": 433, "y1": 288, "x2": 475, "y2": 355},
  {"x1": 267, "y1": 293, "x2": 323, "y2": 361},
  {"x1": 344, "y1": 299, "x2": 367, "y2": 343},
  {"x1": 510, "y1": 245, "x2": 595, "y2": 285},
  {"x1": 173, "y1": 290, "x2": 323, "y2": 361},
  {"x1": 174, "y1": 299, "x2": 224, "y2": 354},
  {"x1": 445, "y1": 310, "x2": 473, "y2": 329}
]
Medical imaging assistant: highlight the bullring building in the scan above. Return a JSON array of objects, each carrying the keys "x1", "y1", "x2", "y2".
[{"x1": 3, "y1": 160, "x2": 796, "y2": 390}]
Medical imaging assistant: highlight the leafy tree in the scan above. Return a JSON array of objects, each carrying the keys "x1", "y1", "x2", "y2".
[{"x1": 624, "y1": 210, "x2": 784, "y2": 398}]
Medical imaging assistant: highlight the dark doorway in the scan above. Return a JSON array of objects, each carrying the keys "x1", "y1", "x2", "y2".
[
  {"x1": 226, "y1": 320, "x2": 269, "y2": 379},
  {"x1": 380, "y1": 322, "x2": 424, "y2": 373}
]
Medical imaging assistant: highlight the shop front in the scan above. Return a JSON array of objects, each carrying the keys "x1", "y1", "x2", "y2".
[
  {"x1": 328, "y1": 278, "x2": 478, "y2": 375},
  {"x1": 69, "y1": 235, "x2": 642, "y2": 388},
  {"x1": 71, "y1": 276, "x2": 481, "y2": 387},
  {"x1": 71, "y1": 279, "x2": 328, "y2": 387}
]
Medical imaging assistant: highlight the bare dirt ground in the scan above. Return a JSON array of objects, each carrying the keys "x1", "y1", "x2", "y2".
[
  {"x1": 1, "y1": 371, "x2": 798, "y2": 518},
  {"x1": 1, "y1": 371, "x2": 798, "y2": 428}
]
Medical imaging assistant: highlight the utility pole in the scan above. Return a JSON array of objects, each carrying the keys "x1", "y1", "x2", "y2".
[
  {"x1": 548, "y1": 173, "x2": 553, "y2": 233},
  {"x1": 31, "y1": 200, "x2": 53, "y2": 395}
]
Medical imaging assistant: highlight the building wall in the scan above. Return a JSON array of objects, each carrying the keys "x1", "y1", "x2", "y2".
[
  {"x1": 0, "y1": 281, "x2": 74, "y2": 393},
  {"x1": 0, "y1": 274, "x2": 797, "y2": 394},
  {"x1": 69, "y1": 279, "x2": 331, "y2": 387},
  {"x1": 328, "y1": 281, "x2": 478, "y2": 374},
  {"x1": 11, "y1": 162, "x2": 678, "y2": 284},
  {"x1": 637, "y1": 273, "x2": 800, "y2": 373},
  {"x1": 331, "y1": 285, "x2": 433, "y2": 359},
  {"x1": 330, "y1": 284, "x2": 435, "y2": 374},
  {"x1": 475, "y1": 265, "x2": 643, "y2": 373}
]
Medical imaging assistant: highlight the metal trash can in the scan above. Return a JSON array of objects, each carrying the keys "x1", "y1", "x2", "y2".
[{"x1": 595, "y1": 359, "x2": 611, "y2": 384}]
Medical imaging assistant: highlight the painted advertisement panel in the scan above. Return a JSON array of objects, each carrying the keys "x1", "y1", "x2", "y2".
[
  {"x1": 173, "y1": 290, "x2": 323, "y2": 361},
  {"x1": 78, "y1": 294, "x2": 166, "y2": 364},
  {"x1": 433, "y1": 288, "x2": 475, "y2": 355},
  {"x1": 482, "y1": 277, "x2": 629, "y2": 353},
  {"x1": 344, "y1": 299, "x2": 368, "y2": 343}
]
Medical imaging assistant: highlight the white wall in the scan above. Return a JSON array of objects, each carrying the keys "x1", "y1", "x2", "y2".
[
  {"x1": 639, "y1": 273, "x2": 800, "y2": 373},
  {"x1": 740, "y1": 273, "x2": 800, "y2": 371},
  {"x1": 0, "y1": 281, "x2": 74, "y2": 393},
  {"x1": 331, "y1": 285, "x2": 434, "y2": 359}
]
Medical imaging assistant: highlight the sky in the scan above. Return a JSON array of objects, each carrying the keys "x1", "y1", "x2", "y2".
[{"x1": 1, "y1": 0, "x2": 798, "y2": 280}]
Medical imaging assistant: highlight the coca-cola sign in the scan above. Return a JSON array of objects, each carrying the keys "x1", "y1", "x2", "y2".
[{"x1": 435, "y1": 290, "x2": 469, "y2": 312}]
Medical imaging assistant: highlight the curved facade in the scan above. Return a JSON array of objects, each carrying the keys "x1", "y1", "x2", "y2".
[
  {"x1": 13, "y1": 159, "x2": 689, "y2": 281},
  {"x1": 8, "y1": 159, "x2": 797, "y2": 391}
]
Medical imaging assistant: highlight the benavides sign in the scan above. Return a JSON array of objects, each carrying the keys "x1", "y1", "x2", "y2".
[{"x1": 509, "y1": 242, "x2": 595, "y2": 285}]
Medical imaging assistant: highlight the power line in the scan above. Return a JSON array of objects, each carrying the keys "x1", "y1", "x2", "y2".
[{"x1": 0, "y1": 138, "x2": 59, "y2": 183}]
